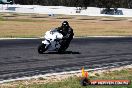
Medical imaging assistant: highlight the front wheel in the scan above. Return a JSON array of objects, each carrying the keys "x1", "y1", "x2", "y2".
[{"x1": 38, "y1": 44, "x2": 47, "y2": 54}]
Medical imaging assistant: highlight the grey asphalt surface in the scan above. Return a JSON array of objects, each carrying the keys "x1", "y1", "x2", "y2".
[{"x1": 0, "y1": 38, "x2": 132, "y2": 81}]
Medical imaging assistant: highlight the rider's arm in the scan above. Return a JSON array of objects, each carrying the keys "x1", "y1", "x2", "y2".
[{"x1": 63, "y1": 28, "x2": 74, "y2": 39}]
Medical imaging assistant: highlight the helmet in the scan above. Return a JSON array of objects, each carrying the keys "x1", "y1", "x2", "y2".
[{"x1": 62, "y1": 21, "x2": 69, "y2": 28}]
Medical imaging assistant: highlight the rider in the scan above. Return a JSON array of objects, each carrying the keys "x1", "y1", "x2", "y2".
[{"x1": 52, "y1": 21, "x2": 74, "y2": 51}]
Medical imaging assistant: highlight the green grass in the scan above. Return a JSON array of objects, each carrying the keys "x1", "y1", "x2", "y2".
[
  {"x1": 16, "y1": 77, "x2": 132, "y2": 88},
  {"x1": 12, "y1": 68, "x2": 132, "y2": 88}
]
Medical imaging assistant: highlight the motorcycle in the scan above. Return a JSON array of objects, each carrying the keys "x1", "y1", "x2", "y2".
[{"x1": 38, "y1": 29, "x2": 68, "y2": 54}]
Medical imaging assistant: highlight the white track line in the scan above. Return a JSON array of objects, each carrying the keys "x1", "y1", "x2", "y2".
[
  {"x1": 0, "y1": 36, "x2": 132, "y2": 40},
  {"x1": 0, "y1": 38, "x2": 39, "y2": 40},
  {"x1": 75, "y1": 36, "x2": 132, "y2": 38},
  {"x1": 0, "y1": 67, "x2": 105, "y2": 83},
  {"x1": 1, "y1": 64, "x2": 132, "y2": 84}
]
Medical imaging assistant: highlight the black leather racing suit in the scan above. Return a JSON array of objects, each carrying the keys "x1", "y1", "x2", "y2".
[{"x1": 52, "y1": 27, "x2": 74, "y2": 51}]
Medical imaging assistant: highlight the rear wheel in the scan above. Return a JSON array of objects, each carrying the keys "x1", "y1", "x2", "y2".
[
  {"x1": 58, "y1": 46, "x2": 67, "y2": 53},
  {"x1": 38, "y1": 44, "x2": 47, "y2": 54}
]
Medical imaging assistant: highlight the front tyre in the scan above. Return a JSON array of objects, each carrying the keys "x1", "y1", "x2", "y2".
[{"x1": 38, "y1": 44, "x2": 47, "y2": 54}]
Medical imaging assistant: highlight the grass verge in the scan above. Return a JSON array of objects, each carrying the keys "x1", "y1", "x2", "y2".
[
  {"x1": 1, "y1": 68, "x2": 132, "y2": 88},
  {"x1": 0, "y1": 13, "x2": 132, "y2": 38}
]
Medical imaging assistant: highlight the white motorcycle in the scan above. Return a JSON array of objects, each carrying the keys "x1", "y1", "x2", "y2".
[{"x1": 38, "y1": 29, "x2": 67, "y2": 54}]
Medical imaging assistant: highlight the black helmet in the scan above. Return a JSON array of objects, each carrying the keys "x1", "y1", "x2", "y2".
[{"x1": 62, "y1": 21, "x2": 69, "y2": 28}]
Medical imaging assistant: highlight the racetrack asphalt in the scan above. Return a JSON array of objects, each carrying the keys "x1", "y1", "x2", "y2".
[{"x1": 0, "y1": 38, "x2": 132, "y2": 81}]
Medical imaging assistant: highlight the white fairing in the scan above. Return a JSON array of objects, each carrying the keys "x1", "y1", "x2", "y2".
[
  {"x1": 42, "y1": 40, "x2": 49, "y2": 45},
  {"x1": 44, "y1": 30, "x2": 63, "y2": 40},
  {"x1": 42, "y1": 29, "x2": 63, "y2": 51}
]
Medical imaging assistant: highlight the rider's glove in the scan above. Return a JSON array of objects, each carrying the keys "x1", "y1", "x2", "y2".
[{"x1": 62, "y1": 34, "x2": 70, "y2": 40}]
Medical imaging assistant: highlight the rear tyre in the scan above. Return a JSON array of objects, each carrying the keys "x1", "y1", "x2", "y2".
[
  {"x1": 58, "y1": 47, "x2": 67, "y2": 53},
  {"x1": 38, "y1": 44, "x2": 47, "y2": 54},
  {"x1": 58, "y1": 49, "x2": 65, "y2": 54}
]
